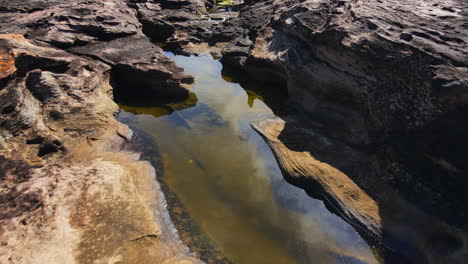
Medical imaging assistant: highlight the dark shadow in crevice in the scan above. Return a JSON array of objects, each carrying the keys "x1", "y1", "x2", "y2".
[
  {"x1": 37, "y1": 140, "x2": 65, "y2": 157},
  {"x1": 221, "y1": 62, "x2": 289, "y2": 116},
  {"x1": 386, "y1": 109, "x2": 468, "y2": 228},
  {"x1": 111, "y1": 65, "x2": 198, "y2": 119},
  {"x1": 110, "y1": 65, "x2": 195, "y2": 107},
  {"x1": 14, "y1": 54, "x2": 70, "y2": 76},
  {"x1": 0, "y1": 74, "x2": 14, "y2": 91}
]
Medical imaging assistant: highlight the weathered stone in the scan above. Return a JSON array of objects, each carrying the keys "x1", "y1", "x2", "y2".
[
  {"x1": 0, "y1": 31, "x2": 202, "y2": 264},
  {"x1": 210, "y1": 0, "x2": 468, "y2": 263},
  {"x1": 252, "y1": 116, "x2": 468, "y2": 264},
  {"x1": 0, "y1": 0, "x2": 467, "y2": 263},
  {"x1": 25, "y1": 70, "x2": 63, "y2": 102},
  {"x1": 0, "y1": 0, "x2": 196, "y2": 102},
  {"x1": 71, "y1": 35, "x2": 194, "y2": 102},
  {"x1": 0, "y1": 0, "x2": 141, "y2": 48}
]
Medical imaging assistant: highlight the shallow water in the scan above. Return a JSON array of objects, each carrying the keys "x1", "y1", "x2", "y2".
[{"x1": 117, "y1": 54, "x2": 381, "y2": 264}]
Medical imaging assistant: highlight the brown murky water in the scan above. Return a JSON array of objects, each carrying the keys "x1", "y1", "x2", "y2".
[{"x1": 117, "y1": 54, "x2": 381, "y2": 264}]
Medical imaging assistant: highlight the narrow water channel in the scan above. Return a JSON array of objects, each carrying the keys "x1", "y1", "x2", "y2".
[{"x1": 117, "y1": 53, "x2": 381, "y2": 264}]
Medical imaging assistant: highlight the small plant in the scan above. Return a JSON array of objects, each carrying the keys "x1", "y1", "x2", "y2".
[{"x1": 216, "y1": 0, "x2": 237, "y2": 7}]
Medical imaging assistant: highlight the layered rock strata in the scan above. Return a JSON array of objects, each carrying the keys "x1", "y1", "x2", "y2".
[
  {"x1": 213, "y1": 0, "x2": 468, "y2": 263},
  {"x1": 0, "y1": 0, "x2": 205, "y2": 262},
  {"x1": 0, "y1": 0, "x2": 467, "y2": 263}
]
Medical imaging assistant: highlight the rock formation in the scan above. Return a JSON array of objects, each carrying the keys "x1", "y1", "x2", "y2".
[
  {"x1": 0, "y1": 0, "x2": 204, "y2": 262},
  {"x1": 0, "y1": 0, "x2": 467, "y2": 263},
  {"x1": 213, "y1": 0, "x2": 468, "y2": 263}
]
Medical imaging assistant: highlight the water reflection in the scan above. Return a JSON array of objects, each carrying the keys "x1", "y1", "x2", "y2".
[
  {"x1": 118, "y1": 91, "x2": 198, "y2": 118},
  {"x1": 117, "y1": 54, "x2": 380, "y2": 264}
]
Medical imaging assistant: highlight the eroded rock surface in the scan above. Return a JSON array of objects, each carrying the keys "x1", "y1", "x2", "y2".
[
  {"x1": 129, "y1": 0, "x2": 242, "y2": 54},
  {"x1": 0, "y1": 0, "x2": 195, "y2": 102},
  {"x1": 219, "y1": 0, "x2": 467, "y2": 141},
  {"x1": 0, "y1": 33, "x2": 203, "y2": 264},
  {"x1": 71, "y1": 35, "x2": 194, "y2": 103},
  {"x1": 1, "y1": 0, "x2": 467, "y2": 263},
  {"x1": 210, "y1": 0, "x2": 468, "y2": 263},
  {"x1": 0, "y1": 0, "x2": 204, "y2": 261},
  {"x1": 252, "y1": 117, "x2": 468, "y2": 264}
]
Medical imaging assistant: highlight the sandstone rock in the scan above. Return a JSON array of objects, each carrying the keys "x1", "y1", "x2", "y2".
[
  {"x1": 218, "y1": 0, "x2": 467, "y2": 141},
  {"x1": 71, "y1": 35, "x2": 194, "y2": 103},
  {"x1": 0, "y1": 0, "x2": 140, "y2": 48},
  {"x1": 0, "y1": 33, "x2": 203, "y2": 264},
  {"x1": 130, "y1": 0, "x2": 239, "y2": 54},
  {"x1": 0, "y1": 0, "x2": 195, "y2": 104},
  {"x1": 25, "y1": 70, "x2": 64, "y2": 102},
  {"x1": 130, "y1": 0, "x2": 209, "y2": 44},
  {"x1": 0, "y1": 0, "x2": 466, "y2": 263},
  {"x1": 209, "y1": 0, "x2": 468, "y2": 262},
  {"x1": 0, "y1": 1, "x2": 205, "y2": 262},
  {"x1": 252, "y1": 116, "x2": 468, "y2": 264}
]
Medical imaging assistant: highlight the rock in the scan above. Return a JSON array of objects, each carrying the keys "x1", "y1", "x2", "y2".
[
  {"x1": 209, "y1": 0, "x2": 468, "y2": 262},
  {"x1": 25, "y1": 70, "x2": 64, "y2": 102},
  {"x1": 0, "y1": 0, "x2": 196, "y2": 103},
  {"x1": 0, "y1": 0, "x2": 141, "y2": 48},
  {"x1": 217, "y1": 0, "x2": 468, "y2": 140},
  {"x1": 131, "y1": 0, "x2": 240, "y2": 54},
  {"x1": 0, "y1": 0, "x2": 466, "y2": 263},
  {"x1": 130, "y1": 0, "x2": 209, "y2": 45},
  {"x1": 0, "y1": 1, "x2": 205, "y2": 262},
  {"x1": 252, "y1": 116, "x2": 468, "y2": 264},
  {"x1": 0, "y1": 31, "x2": 203, "y2": 264},
  {"x1": 71, "y1": 35, "x2": 194, "y2": 103}
]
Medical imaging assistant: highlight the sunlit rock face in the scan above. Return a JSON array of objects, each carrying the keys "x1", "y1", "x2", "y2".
[
  {"x1": 0, "y1": 0, "x2": 204, "y2": 262},
  {"x1": 0, "y1": 0, "x2": 466, "y2": 263},
  {"x1": 0, "y1": 33, "x2": 204, "y2": 264}
]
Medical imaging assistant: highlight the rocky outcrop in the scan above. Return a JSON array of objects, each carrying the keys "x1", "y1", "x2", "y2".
[
  {"x1": 0, "y1": 33, "x2": 203, "y2": 264},
  {"x1": 209, "y1": 0, "x2": 468, "y2": 263},
  {"x1": 0, "y1": 0, "x2": 207, "y2": 261},
  {"x1": 0, "y1": 0, "x2": 140, "y2": 48},
  {"x1": 70, "y1": 35, "x2": 194, "y2": 104},
  {"x1": 220, "y1": 0, "x2": 467, "y2": 143},
  {"x1": 129, "y1": 0, "x2": 208, "y2": 42},
  {"x1": 1, "y1": 0, "x2": 466, "y2": 263},
  {"x1": 252, "y1": 117, "x2": 468, "y2": 264},
  {"x1": 0, "y1": 0, "x2": 195, "y2": 103},
  {"x1": 129, "y1": 0, "x2": 243, "y2": 54}
]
